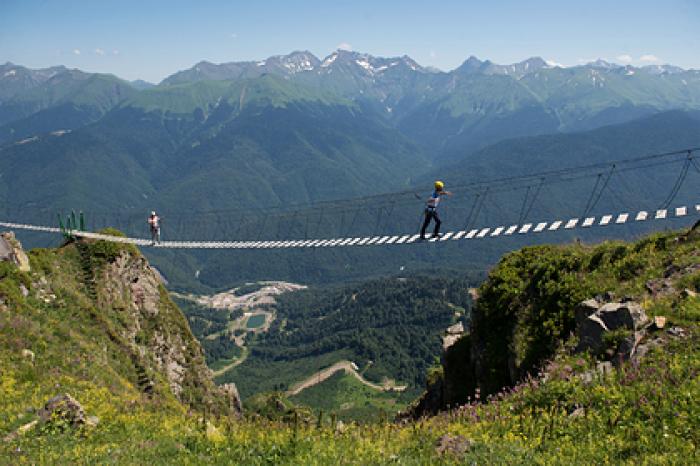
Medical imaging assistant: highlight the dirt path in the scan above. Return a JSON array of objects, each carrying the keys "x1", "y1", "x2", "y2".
[
  {"x1": 212, "y1": 347, "x2": 249, "y2": 378},
  {"x1": 286, "y1": 360, "x2": 406, "y2": 396}
]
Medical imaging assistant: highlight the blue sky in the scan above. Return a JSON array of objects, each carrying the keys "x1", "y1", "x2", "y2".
[{"x1": 1, "y1": 0, "x2": 698, "y2": 82}]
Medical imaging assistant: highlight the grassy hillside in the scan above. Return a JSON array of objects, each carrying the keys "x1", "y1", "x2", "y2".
[
  {"x1": 289, "y1": 371, "x2": 408, "y2": 423},
  {"x1": 1, "y1": 228, "x2": 698, "y2": 463},
  {"x1": 412, "y1": 223, "x2": 700, "y2": 420},
  {"x1": 0, "y1": 232, "x2": 237, "y2": 447}
]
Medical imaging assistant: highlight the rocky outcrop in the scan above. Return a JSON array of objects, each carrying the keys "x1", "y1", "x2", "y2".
[
  {"x1": 404, "y1": 334, "x2": 474, "y2": 419},
  {"x1": 0, "y1": 232, "x2": 30, "y2": 272},
  {"x1": 3, "y1": 394, "x2": 98, "y2": 442},
  {"x1": 38, "y1": 393, "x2": 97, "y2": 428},
  {"x1": 571, "y1": 295, "x2": 691, "y2": 370},
  {"x1": 442, "y1": 322, "x2": 465, "y2": 350},
  {"x1": 219, "y1": 383, "x2": 243, "y2": 414},
  {"x1": 575, "y1": 298, "x2": 648, "y2": 357},
  {"x1": 84, "y1": 240, "x2": 241, "y2": 416},
  {"x1": 646, "y1": 263, "x2": 700, "y2": 297}
]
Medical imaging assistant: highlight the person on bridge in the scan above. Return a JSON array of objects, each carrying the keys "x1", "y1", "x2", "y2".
[
  {"x1": 420, "y1": 181, "x2": 452, "y2": 240},
  {"x1": 148, "y1": 211, "x2": 161, "y2": 245}
]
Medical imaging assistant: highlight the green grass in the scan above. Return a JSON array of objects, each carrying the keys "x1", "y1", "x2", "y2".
[
  {"x1": 220, "y1": 350, "x2": 355, "y2": 398},
  {"x1": 2, "y1": 229, "x2": 700, "y2": 464},
  {"x1": 290, "y1": 371, "x2": 409, "y2": 423},
  {"x1": 2, "y1": 330, "x2": 698, "y2": 464}
]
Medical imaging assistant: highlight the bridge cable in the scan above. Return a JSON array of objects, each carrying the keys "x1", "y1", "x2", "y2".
[
  {"x1": 660, "y1": 155, "x2": 692, "y2": 210},
  {"x1": 586, "y1": 164, "x2": 616, "y2": 217}
]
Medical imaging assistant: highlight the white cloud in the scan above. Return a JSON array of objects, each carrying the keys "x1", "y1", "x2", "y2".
[
  {"x1": 73, "y1": 49, "x2": 81, "y2": 55},
  {"x1": 95, "y1": 48, "x2": 105, "y2": 56},
  {"x1": 336, "y1": 42, "x2": 352, "y2": 51},
  {"x1": 230, "y1": 33, "x2": 238, "y2": 39},
  {"x1": 429, "y1": 50, "x2": 436, "y2": 58},
  {"x1": 546, "y1": 59, "x2": 565, "y2": 68},
  {"x1": 639, "y1": 54, "x2": 659, "y2": 63},
  {"x1": 112, "y1": 50, "x2": 120, "y2": 55},
  {"x1": 616, "y1": 54, "x2": 633, "y2": 64}
]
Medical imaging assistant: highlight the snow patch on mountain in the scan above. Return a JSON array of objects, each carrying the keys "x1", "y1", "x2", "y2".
[
  {"x1": 321, "y1": 53, "x2": 338, "y2": 68},
  {"x1": 282, "y1": 59, "x2": 314, "y2": 73},
  {"x1": 356, "y1": 58, "x2": 372, "y2": 72}
]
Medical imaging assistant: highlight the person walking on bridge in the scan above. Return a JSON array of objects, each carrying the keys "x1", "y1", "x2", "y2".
[
  {"x1": 420, "y1": 181, "x2": 452, "y2": 240},
  {"x1": 148, "y1": 211, "x2": 161, "y2": 245}
]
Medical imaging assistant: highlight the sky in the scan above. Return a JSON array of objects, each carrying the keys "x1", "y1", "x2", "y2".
[{"x1": 1, "y1": 0, "x2": 698, "y2": 83}]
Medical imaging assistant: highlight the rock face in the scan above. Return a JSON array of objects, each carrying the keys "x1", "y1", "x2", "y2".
[
  {"x1": 404, "y1": 334, "x2": 474, "y2": 418},
  {"x1": 411, "y1": 295, "x2": 658, "y2": 418},
  {"x1": 0, "y1": 232, "x2": 30, "y2": 272},
  {"x1": 88, "y1": 243, "x2": 241, "y2": 416},
  {"x1": 219, "y1": 383, "x2": 243, "y2": 414},
  {"x1": 443, "y1": 322, "x2": 465, "y2": 350}
]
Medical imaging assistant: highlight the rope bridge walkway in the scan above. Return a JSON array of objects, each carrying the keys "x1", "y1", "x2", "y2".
[{"x1": 1, "y1": 204, "x2": 697, "y2": 250}]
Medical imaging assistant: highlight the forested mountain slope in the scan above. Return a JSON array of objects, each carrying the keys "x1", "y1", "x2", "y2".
[
  {"x1": 143, "y1": 111, "x2": 700, "y2": 291},
  {"x1": 218, "y1": 276, "x2": 472, "y2": 403}
]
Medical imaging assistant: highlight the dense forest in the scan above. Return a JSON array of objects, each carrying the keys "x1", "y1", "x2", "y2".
[
  {"x1": 175, "y1": 297, "x2": 243, "y2": 363},
  {"x1": 220, "y1": 274, "x2": 473, "y2": 398}
]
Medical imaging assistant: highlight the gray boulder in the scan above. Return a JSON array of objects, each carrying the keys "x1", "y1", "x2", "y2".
[
  {"x1": 575, "y1": 298, "x2": 648, "y2": 354},
  {"x1": 38, "y1": 394, "x2": 95, "y2": 429},
  {"x1": 597, "y1": 302, "x2": 648, "y2": 331},
  {"x1": 576, "y1": 314, "x2": 609, "y2": 353},
  {"x1": 574, "y1": 299, "x2": 600, "y2": 326}
]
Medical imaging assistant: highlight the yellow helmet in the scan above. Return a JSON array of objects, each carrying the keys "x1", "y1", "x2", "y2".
[{"x1": 434, "y1": 180, "x2": 444, "y2": 190}]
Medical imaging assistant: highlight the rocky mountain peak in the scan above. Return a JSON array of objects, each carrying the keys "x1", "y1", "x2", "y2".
[
  {"x1": 265, "y1": 50, "x2": 320, "y2": 73},
  {"x1": 588, "y1": 59, "x2": 620, "y2": 70}
]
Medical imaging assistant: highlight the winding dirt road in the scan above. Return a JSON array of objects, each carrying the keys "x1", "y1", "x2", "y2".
[{"x1": 286, "y1": 360, "x2": 406, "y2": 396}]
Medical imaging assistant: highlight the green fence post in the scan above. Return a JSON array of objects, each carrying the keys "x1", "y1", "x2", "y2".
[{"x1": 79, "y1": 211, "x2": 85, "y2": 231}]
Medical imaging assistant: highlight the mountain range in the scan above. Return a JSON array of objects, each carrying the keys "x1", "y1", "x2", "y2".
[
  {"x1": 2, "y1": 51, "x2": 699, "y2": 152},
  {"x1": 2, "y1": 51, "x2": 700, "y2": 289}
]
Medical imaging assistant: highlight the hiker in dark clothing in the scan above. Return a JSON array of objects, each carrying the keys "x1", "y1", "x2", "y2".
[{"x1": 420, "y1": 181, "x2": 452, "y2": 240}]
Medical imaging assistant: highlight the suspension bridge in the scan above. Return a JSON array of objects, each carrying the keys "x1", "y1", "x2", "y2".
[
  {"x1": 0, "y1": 204, "x2": 697, "y2": 249},
  {"x1": 1, "y1": 148, "x2": 699, "y2": 250}
]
